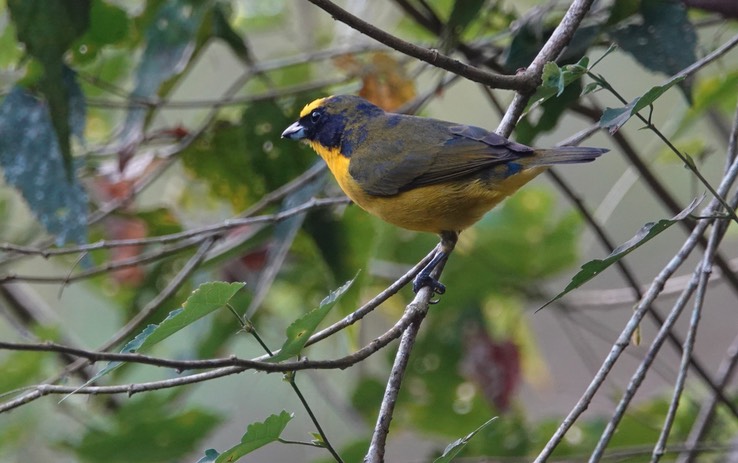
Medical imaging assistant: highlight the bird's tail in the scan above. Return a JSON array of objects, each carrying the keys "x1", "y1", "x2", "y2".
[{"x1": 530, "y1": 146, "x2": 609, "y2": 166}]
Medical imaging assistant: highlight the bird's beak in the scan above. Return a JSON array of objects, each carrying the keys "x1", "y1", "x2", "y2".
[{"x1": 281, "y1": 121, "x2": 306, "y2": 140}]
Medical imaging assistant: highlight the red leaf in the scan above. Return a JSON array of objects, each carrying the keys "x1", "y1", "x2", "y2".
[{"x1": 461, "y1": 326, "x2": 521, "y2": 411}]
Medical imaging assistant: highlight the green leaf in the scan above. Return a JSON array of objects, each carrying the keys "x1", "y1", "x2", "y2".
[
  {"x1": 64, "y1": 395, "x2": 222, "y2": 463},
  {"x1": 611, "y1": 0, "x2": 696, "y2": 96},
  {"x1": 197, "y1": 449, "x2": 220, "y2": 463},
  {"x1": 72, "y1": 0, "x2": 131, "y2": 63},
  {"x1": 442, "y1": 0, "x2": 487, "y2": 51},
  {"x1": 599, "y1": 75, "x2": 685, "y2": 133},
  {"x1": 121, "y1": 0, "x2": 208, "y2": 143},
  {"x1": 268, "y1": 275, "x2": 357, "y2": 363},
  {"x1": 182, "y1": 99, "x2": 317, "y2": 211},
  {"x1": 517, "y1": 78, "x2": 583, "y2": 144},
  {"x1": 211, "y1": 2, "x2": 251, "y2": 63},
  {"x1": 138, "y1": 281, "x2": 246, "y2": 351},
  {"x1": 608, "y1": 0, "x2": 640, "y2": 25},
  {"x1": 528, "y1": 58, "x2": 589, "y2": 108},
  {"x1": 433, "y1": 417, "x2": 498, "y2": 463},
  {"x1": 0, "y1": 71, "x2": 88, "y2": 245},
  {"x1": 677, "y1": 70, "x2": 738, "y2": 134},
  {"x1": 7, "y1": 0, "x2": 91, "y2": 175},
  {"x1": 214, "y1": 411, "x2": 293, "y2": 463},
  {"x1": 504, "y1": 21, "x2": 549, "y2": 71},
  {"x1": 87, "y1": 0, "x2": 129, "y2": 45},
  {"x1": 61, "y1": 282, "x2": 244, "y2": 402},
  {"x1": 538, "y1": 196, "x2": 702, "y2": 311}
]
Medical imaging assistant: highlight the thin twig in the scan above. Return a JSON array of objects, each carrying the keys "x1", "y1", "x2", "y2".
[
  {"x1": 534, "y1": 157, "x2": 738, "y2": 461},
  {"x1": 586, "y1": 127, "x2": 738, "y2": 463},
  {"x1": 0, "y1": 197, "x2": 348, "y2": 258},
  {"x1": 572, "y1": 102, "x2": 738, "y2": 295},
  {"x1": 0, "y1": 292, "x2": 429, "y2": 413}
]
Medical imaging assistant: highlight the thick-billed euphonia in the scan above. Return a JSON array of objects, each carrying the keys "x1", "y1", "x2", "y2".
[{"x1": 282, "y1": 95, "x2": 607, "y2": 295}]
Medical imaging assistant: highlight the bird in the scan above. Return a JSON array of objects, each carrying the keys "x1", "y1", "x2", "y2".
[{"x1": 281, "y1": 95, "x2": 607, "y2": 296}]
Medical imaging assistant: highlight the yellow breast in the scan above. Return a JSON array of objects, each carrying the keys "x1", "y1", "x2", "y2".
[{"x1": 309, "y1": 141, "x2": 544, "y2": 234}]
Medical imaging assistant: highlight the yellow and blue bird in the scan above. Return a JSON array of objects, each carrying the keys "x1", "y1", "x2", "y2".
[{"x1": 282, "y1": 95, "x2": 607, "y2": 295}]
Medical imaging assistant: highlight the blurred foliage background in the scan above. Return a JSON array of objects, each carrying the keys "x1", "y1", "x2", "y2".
[{"x1": 0, "y1": 0, "x2": 737, "y2": 462}]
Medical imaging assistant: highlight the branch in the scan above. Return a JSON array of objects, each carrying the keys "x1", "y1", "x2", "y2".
[
  {"x1": 364, "y1": 283, "x2": 437, "y2": 463},
  {"x1": 535, "y1": 143, "x2": 738, "y2": 460},
  {"x1": 306, "y1": 0, "x2": 528, "y2": 91},
  {"x1": 0, "y1": 197, "x2": 348, "y2": 259},
  {"x1": 0, "y1": 295, "x2": 429, "y2": 413},
  {"x1": 564, "y1": 257, "x2": 737, "y2": 307},
  {"x1": 652, "y1": 101, "x2": 738, "y2": 462},
  {"x1": 497, "y1": 0, "x2": 600, "y2": 136}
]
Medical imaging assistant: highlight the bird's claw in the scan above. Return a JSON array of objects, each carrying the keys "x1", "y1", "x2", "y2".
[{"x1": 412, "y1": 274, "x2": 446, "y2": 297}]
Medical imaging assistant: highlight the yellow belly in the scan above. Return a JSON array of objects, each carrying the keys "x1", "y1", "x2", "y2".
[{"x1": 310, "y1": 141, "x2": 545, "y2": 234}]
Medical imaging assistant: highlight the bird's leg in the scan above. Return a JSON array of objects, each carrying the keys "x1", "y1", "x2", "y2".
[{"x1": 412, "y1": 231, "x2": 458, "y2": 297}]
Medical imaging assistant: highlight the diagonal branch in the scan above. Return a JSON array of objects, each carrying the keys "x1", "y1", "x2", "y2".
[
  {"x1": 497, "y1": 0, "x2": 601, "y2": 136},
  {"x1": 306, "y1": 0, "x2": 527, "y2": 91}
]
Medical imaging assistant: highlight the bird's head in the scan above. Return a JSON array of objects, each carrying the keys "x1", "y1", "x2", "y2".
[{"x1": 281, "y1": 95, "x2": 384, "y2": 153}]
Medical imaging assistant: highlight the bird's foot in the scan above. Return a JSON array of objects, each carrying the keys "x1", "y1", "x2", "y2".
[{"x1": 412, "y1": 273, "x2": 446, "y2": 297}]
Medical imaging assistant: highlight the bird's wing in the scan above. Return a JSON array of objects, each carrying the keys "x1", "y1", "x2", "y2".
[{"x1": 349, "y1": 124, "x2": 535, "y2": 197}]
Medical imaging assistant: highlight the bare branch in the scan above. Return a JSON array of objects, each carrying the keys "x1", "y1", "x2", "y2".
[
  {"x1": 306, "y1": 0, "x2": 528, "y2": 91},
  {"x1": 365, "y1": 285, "x2": 436, "y2": 463},
  {"x1": 652, "y1": 102, "x2": 738, "y2": 462},
  {"x1": 535, "y1": 141, "x2": 738, "y2": 460},
  {"x1": 0, "y1": 197, "x2": 348, "y2": 259},
  {"x1": 0, "y1": 293, "x2": 430, "y2": 413}
]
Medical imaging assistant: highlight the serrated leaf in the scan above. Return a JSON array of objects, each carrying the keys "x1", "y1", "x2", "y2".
[
  {"x1": 538, "y1": 196, "x2": 702, "y2": 311},
  {"x1": 0, "y1": 71, "x2": 87, "y2": 245},
  {"x1": 214, "y1": 411, "x2": 293, "y2": 463},
  {"x1": 520, "y1": 58, "x2": 590, "y2": 133},
  {"x1": 433, "y1": 417, "x2": 498, "y2": 463},
  {"x1": 599, "y1": 75, "x2": 685, "y2": 133},
  {"x1": 61, "y1": 282, "x2": 244, "y2": 402},
  {"x1": 138, "y1": 281, "x2": 245, "y2": 352},
  {"x1": 268, "y1": 276, "x2": 357, "y2": 363}
]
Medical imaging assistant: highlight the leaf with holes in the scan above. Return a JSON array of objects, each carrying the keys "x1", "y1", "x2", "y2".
[
  {"x1": 8, "y1": 0, "x2": 90, "y2": 174},
  {"x1": 0, "y1": 71, "x2": 87, "y2": 245},
  {"x1": 268, "y1": 275, "x2": 357, "y2": 363},
  {"x1": 611, "y1": 0, "x2": 696, "y2": 96}
]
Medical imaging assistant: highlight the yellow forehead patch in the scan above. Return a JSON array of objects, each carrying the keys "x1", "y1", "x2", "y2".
[{"x1": 299, "y1": 96, "x2": 333, "y2": 118}]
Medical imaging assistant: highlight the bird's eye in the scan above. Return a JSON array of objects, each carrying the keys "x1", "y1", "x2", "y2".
[{"x1": 310, "y1": 110, "x2": 322, "y2": 123}]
